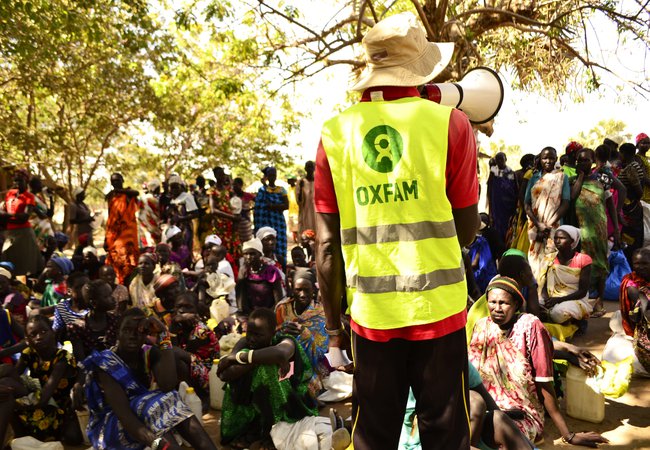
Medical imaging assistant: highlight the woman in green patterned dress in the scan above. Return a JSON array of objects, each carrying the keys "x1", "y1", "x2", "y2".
[
  {"x1": 217, "y1": 307, "x2": 319, "y2": 449},
  {"x1": 572, "y1": 148, "x2": 620, "y2": 316}
]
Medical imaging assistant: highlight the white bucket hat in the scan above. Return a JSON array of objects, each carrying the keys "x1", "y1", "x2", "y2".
[{"x1": 350, "y1": 12, "x2": 454, "y2": 92}]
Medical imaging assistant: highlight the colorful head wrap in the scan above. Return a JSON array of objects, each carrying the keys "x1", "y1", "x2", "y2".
[
  {"x1": 54, "y1": 232, "x2": 69, "y2": 245},
  {"x1": 636, "y1": 133, "x2": 649, "y2": 145},
  {"x1": 242, "y1": 238, "x2": 264, "y2": 255},
  {"x1": 153, "y1": 274, "x2": 178, "y2": 295},
  {"x1": 486, "y1": 276, "x2": 526, "y2": 307},
  {"x1": 502, "y1": 248, "x2": 527, "y2": 259},
  {"x1": 0, "y1": 262, "x2": 15, "y2": 273},
  {"x1": 565, "y1": 141, "x2": 583, "y2": 155},
  {"x1": 77, "y1": 233, "x2": 90, "y2": 248},
  {"x1": 51, "y1": 256, "x2": 74, "y2": 275},
  {"x1": 256, "y1": 226, "x2": 277, "y2": 240},
  {"x1": 556, "y1": 224, "x2": 581, "y2": 249},
  {"x1": 301, "y1": 229, "x2": 316, "y2": 240}
]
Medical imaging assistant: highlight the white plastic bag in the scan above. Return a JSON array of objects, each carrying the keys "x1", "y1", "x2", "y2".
[
  {"x1": 271, "y1": 416, "x2": 332, "y2": 450},
  {"x1": 11, "y1": 437, "x2": 64, "y2": 450},
  {"x1": 317, "y1": 371, "x2": 353, "y2": 402}
]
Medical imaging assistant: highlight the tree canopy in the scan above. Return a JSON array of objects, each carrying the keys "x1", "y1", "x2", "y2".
[
  {"x1": 0, "y1": 0, "x2": 298, "y2": 200},
  {"x1": 1, "y1": 0, "x2": 648, "y2": 202},
  {"x1": 233, "y1": 0, "x2": 650, "y2": 95}
]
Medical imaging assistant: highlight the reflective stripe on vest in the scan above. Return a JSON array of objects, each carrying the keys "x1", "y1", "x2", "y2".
[{"x1": 321, "y1": 97, "x2": 467, "y2": 330}]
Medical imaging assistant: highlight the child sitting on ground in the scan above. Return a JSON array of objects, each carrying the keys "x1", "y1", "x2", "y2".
[
  {"x1": 0, "y1": 315, "x2": 82, "y2": 445},
  {"x1": 171, "y1": 292, "x2": 219, "y2": 411}
]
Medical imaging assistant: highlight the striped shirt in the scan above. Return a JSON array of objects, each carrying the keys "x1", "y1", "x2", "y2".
[{"x1": 52, "y1": 299, "x2": 88, "y2": 332}]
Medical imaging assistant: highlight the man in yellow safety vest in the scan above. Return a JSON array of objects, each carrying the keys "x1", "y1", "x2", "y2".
[{"x1": 315, "y1": 12, "x2": 480, "y2": 449}]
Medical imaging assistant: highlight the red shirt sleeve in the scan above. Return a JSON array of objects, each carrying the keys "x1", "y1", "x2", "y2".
[
  {"x1": 446, "y1": 109, "x2": 479, "y2": 209},
  {"x1": 24, "y1": 192, "x2": 36, "y2": 207},
  {"x1": 314, "y1": 138, "x2": 339, "y2": 214},
  {"x1": 528, "y1": 317, "x2": 555, "y2": 382}
]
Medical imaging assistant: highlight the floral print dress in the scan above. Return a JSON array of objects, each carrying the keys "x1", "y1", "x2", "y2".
[
  {"x1": 469, "y1": 314, "x2": 554, "y2": 442},
  {"x1": 176, "y1": 320, "x2": 219, "y2": 389},
  {"x1": 17, "y1": 347, "x2": 78, "y2": 440}
]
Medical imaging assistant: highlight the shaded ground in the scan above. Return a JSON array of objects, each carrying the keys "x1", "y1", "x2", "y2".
[{"x1": 63, "y1": 301, "x2": 649, "y2": 449}]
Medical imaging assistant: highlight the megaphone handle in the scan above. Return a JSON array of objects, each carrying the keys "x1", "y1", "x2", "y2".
[{"x1": 422, "y1": 84, "x2": 441, "y2": 103}]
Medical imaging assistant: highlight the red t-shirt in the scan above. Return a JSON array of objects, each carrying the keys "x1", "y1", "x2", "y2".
[
  {"x1": 315, "y1": 86, "x2": 478, "y2": 342},
  {"x1": 4, "y1": 189, "x2": 35, "y2": 230}
]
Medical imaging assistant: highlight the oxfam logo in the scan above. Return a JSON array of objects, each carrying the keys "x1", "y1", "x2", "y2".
[{"x1": 362, "y1": 125, "x2": 403, "y2": 173}]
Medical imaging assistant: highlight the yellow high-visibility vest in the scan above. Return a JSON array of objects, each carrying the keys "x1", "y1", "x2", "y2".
[{"x1": 321, "y1": 97, "x2": 467, "y2": 330}]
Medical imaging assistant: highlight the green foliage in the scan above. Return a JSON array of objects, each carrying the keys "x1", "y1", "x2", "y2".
[
  {"x1": 570, "y1": 119, "x2": 632, "y2": 149},
  {"x1": 0, "y1": 0, "x2": 299, "y2": 201}
]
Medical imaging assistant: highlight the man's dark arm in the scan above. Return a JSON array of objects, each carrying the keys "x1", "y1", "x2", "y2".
[
  {"x1": 452, "y1": 204, "x2": 480, "y2": 248},
  {"x1": 315, "y1": 212, "x2": 347, "y2": 348}
]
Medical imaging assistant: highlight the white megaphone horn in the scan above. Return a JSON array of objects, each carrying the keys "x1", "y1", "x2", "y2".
[{"x1": 422, "y1": 67, "x2": 504, "y2": 125}]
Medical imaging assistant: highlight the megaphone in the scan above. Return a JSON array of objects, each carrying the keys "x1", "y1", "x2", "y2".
[{"x1": 422, "y1": 67, "x2": 504, "y2": 125}]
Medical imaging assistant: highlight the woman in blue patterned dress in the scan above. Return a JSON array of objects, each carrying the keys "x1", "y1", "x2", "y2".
[
  {"x1": 82, "y1": 308, "x2": 216, "y2": 450},
  {"x1": 275, "y1": 268, "x2": 330, "y2": 380},
  {"x1": 254, "y1": 166, "x2": 289, "y2": 269}
]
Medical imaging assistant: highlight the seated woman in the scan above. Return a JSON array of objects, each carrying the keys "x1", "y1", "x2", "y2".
[
  {"x1": 152, "y1": 274, "x2": 182, "y2": 327},
  {"x1": 69, "y1": 279, "x2": 119, "y2": 362},
  {"x1": 217, "y1": 307, "x2": 319, "y2": 449},
  {"x1": 540, "y1": 225, "x2": 593, "y2": 324},
  {"x1": 0, "y1": 315, "x2": 82, "y2": 445},
  {"x1": 129, "y1": 253, "x2": 158, "y2": 315},
  {"x1": 52, "y1": 272, "x2": 89, "y2": 341},
  {"x1": 466, "y1": 249, "x2": 540, "y2": 343},
  {"x1": 0, "y1": 266, "x2": 28, "y2": 327},
  {"x1": 618, "y1": 247, "x2": 650, "y2": 373},
  {"x1": 156, "y1": 242, "x2": 186, "y2": 290},
  {"x1": 170, "y1": 292, "x2": 219, "y2": 404},
  {"x1": 237, "y1": 238, "x2": 283, "y2": 316},
  {"x1": 275, "y1": 268, "x2": 329, "y2": 380},
  {"x1": 82, "y1": 308, "x2": 217, "y2": 450},
  {"x1": 195, "y1": 254, "x2": 236, "y2": 322},
  {"x1": 32, "y1": 255, "x2": 74, "y2": 313},
  {"x1": 0, "y1": 303, "x2": 26, "y2": 364},
  {"x1": 99, "y1": 265, "x2": 130, "y2": 313},
  {"x1": 469, "y1": 277, "x2": 608, "y2": 447}
]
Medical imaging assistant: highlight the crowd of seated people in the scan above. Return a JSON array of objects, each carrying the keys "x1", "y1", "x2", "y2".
[{"x1": 0, "y1": 139, "x2": 649, "y2": 449}]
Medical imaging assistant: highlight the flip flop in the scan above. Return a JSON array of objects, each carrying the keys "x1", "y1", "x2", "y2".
[{"x1": 590, "y1": 307, "x2": 606, "y2": 318}]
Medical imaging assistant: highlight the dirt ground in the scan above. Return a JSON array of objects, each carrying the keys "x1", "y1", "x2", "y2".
[{"x1": 62, "y1": 301, "x2": 649, "y2": 450}]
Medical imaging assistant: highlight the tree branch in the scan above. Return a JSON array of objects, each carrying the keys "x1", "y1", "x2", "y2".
[{"x1": 412, "y1": 0, "x2": 436, "y2": 40}]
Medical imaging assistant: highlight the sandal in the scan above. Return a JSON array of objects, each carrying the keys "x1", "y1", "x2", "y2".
[{"x1": 590, "y1": 305, "x2": 606, "y2": 318}]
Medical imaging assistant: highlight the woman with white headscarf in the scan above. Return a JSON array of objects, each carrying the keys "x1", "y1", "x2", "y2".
[{"x1": 540, "y1": 225, "x2": 593, "y2": 324}]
